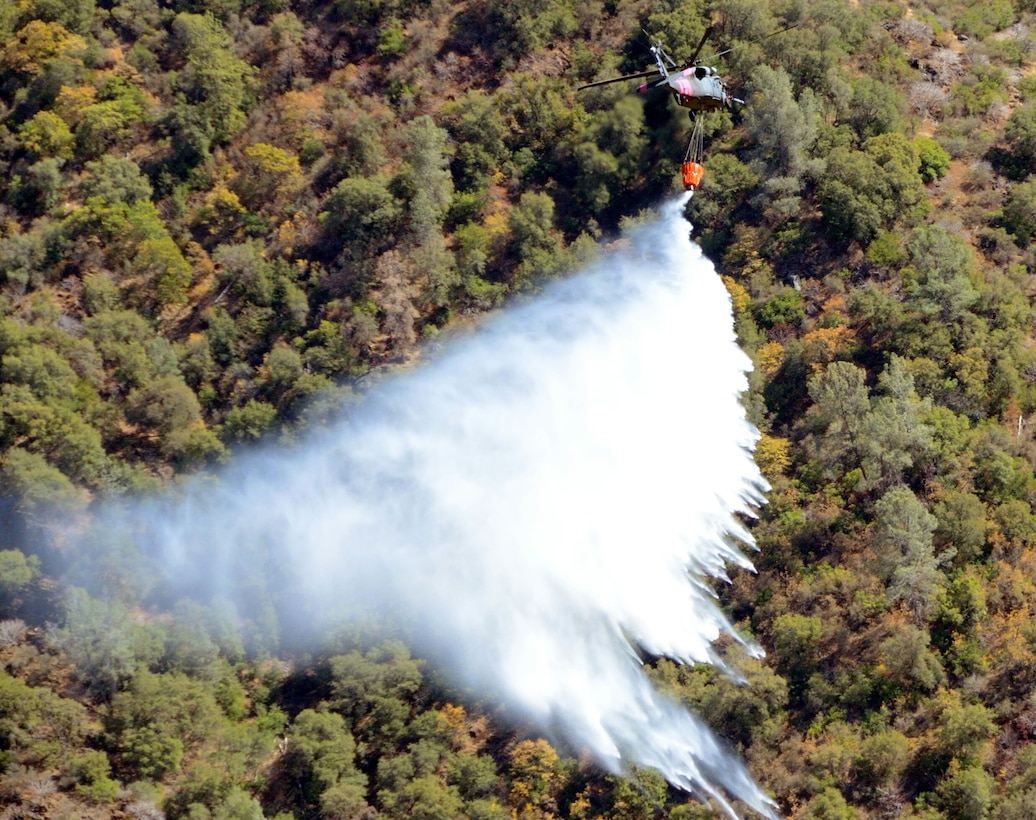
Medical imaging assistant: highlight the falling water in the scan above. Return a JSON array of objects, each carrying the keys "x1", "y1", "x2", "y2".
[{"x1": 102, "y1": 194, "x2": 776, "y2": 817}]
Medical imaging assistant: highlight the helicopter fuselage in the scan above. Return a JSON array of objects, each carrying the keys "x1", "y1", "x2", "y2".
[
  {"x1": 636, "y1": 48, "x2": 732, "y2": 112},
  {"x1": 666, "y1": 67, "x2": 729, "y2": 111}
]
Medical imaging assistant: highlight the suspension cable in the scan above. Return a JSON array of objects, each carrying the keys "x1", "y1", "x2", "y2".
[{"x1": 684, "y1": 115, "x2": 705, "y2": 165}]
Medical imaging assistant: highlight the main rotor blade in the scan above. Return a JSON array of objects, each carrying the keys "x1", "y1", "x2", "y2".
[
  {"x1": 578, "y1": 69, "x2": 660, "y2": 90},
  {"x1": 686, "y1": 25, "x2": 714, "y2": 66},
  {"x1": 699, "y1": 21, "x2": 803, "y2": 63}
]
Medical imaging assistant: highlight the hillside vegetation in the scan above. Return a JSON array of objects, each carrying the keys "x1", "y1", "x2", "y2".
[{"x1": 4, "y1": 0, "x2": 1036, "y2": 817}]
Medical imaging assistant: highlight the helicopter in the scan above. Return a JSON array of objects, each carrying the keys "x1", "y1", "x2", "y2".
[
  {"x1": 577, "y1": 24, "x2": 798, "y2": 190},
  {"x1": 576, "y1": 27, "x2": 742, "y2": 117}
]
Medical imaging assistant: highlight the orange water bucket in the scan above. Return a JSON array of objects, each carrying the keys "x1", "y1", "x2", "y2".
[{"x1": 682, "y1": 161, "x2": 704, "y2": 190}]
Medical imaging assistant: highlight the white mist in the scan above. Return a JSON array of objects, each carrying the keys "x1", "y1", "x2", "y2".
[{"x1": 126, "y1": 195, "x2": 776, "y2": 817}]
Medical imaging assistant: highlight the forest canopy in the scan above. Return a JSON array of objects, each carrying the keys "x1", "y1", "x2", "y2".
[{"x1": 3, "y1": 0, "x2": 1036, "y2": 817}]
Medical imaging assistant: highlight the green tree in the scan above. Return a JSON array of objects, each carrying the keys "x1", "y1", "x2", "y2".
[
  {"x1": 934, "y1": 762, "x2": 995, "y2": 819},
  {"x1": 992, "y1": 746, "x2": 1036, "y2": 818},
  {"x1": 176, "y1": 334, "x2": 216, "y2": 389},
  {"x1": 755, "y1": 289, "x2": 805, "y2": 329},
  {"x1": 953, "y1": 0, "x2": 1015, "y2": 39},
  {"x1": 848, "y1": 76, "x2": 905, "y2": 140},
  {"x1": 801, "y1": 361, "x2": 870, "y2": 482},
  {"x1": 499, "y1": 74, "x2": 582, "y2": 158},
  {"x1": 571, "y1": 95, "x2": 647, "y2": 217},
  {"x1": 448, "y1": 753, "x2": 500, "y2": 802},
  {"x1": 849, "y1": 728, "x2": 910, "y2": 799},
  {"x1": 285, "y1": 709, "x2": 367, "y2": 805},
  {"x1": 914, "y1": 137, "x2": 951, "y2": 182},
  {"x1": 69, "y1": 749, "x2": 120, "y2": 803},
  {"x1": 212, "y1": 787, "x2": 264, "y2": 820},
  {"x1": 81, "y1": 156, "x2": 153, "y2": 207},
  {"x1": 482, "y1": 0, "x2": 576, "y2": 60},
  {"x1": 19, "y1": 110, "x2": 74, "y2": 159},
  {"x1": 932, "y1": 571, "x2": 986, "y2": 679},
  {"x1": 0, "y1": 670, "x2": 91, "y2": 769},
  {"x1": 905, "y1": 225, "x2": 979, "y2": 325},
  {"x1": 75, "y1": 96, "x2": 146, "y2": 160},
  {"x1": 125, "y1": 375, "x2": 201, "y2": 438},
  {"x1": 933, "y1": 491, "x2": 988, "y2": 564},
  {"x1": 64, "y1": 195, "x2": 169, "y2": 267},
  {"x1": 0, "y1": 384, "x2": 107, "y2": 484},
  {"x1": 81, "y1": 273, "x2": 122, "y2": 315},
  {"x1": 331, "y1": 110, "x2": 388, "y2": 179},
  {"x1": 0, "y1": 550, "x2": 40, "y2": 602},
  {"x1": 321, "y1": 174, "x2": 401, "y2": 267},
  {"x1": 571, "y1": 140, "x2": 620, "y2": 216},
  {"x1": 442, "y1": 90, "x2": 509, "y2": 190},
  {"x1": 819, "y1": 134, "x2": 929, "y2": 244},
  {"x1": 872, "y1": 486, "x2": 943, "y2": 621},
  {"x1": 397, "y1": 116, "x2": 454, "y2": 247},
  {"x1": 0, "y1": 2, "x2": 15, "y2": 39},
  {"x1": 109, "y1": 669, "x2": 225, "y2": 780},
  {"x1": 2, "y1": 343, "x2": 78, "y2": 402},
  {"x1": 204, "y1": 306, "x2": 240, "y2": 367},
  {"x1": 329, "y1": 641, "x2": 423, "y2": 757},
  {"x1": 134, "y1": 236, "x2": 193, "y2": 309},
  {"x1": 770, "y1": 613, "x2": 823, "y2": 696},
  {"x1": 507, "y1": 191, "x2": 564, "y2": 285},
  {"x1": 605, "y1": 770, "x2": 667, "y2": 820},
  {"x1": 29, "y1": 0, "x2": 98, "y2": 34},
  {"x1": 1005, "y1": 103, "x2": 1036, "y2": 176},
  {"x1": 235, "y1": 143, "x2": 304, "y2": 215},
  {"x1": 857, "y1": 356, "x2": 932, "y2": 490},
  {"x1": 222, "y1": 400, "x2": 277, "y2": 443},
  {"x1": 385, "y1": 773, "x2": 464, "y2": 819},
  {"x1": 686, "y1": 152, "x2": 761, "y2": 235},
  {"x1": 643, "y1": 0, "x2": 710, "y2": 67},
  {"x1": 651, "y1": 656, "x2": 788, "y2": 750},
  {"x1": 800, "y1": 786, "x2": 857, "y2": 819},
  {"x1": 260, "y1": 344, "x2": 304, "y2": 404},
  {"x1": 123, "y1": 374, "x2": 224, "y2": 464},
  {"x1": 876, "y1": 625, "x2": 945, "y2": 694},
  {"x1": 745, "y1": 65, "x2": 817, "y2": 176},
  {"x1": 48, "y1": 588, "x2": 141, "y2": 698},
  {"x1": 1001, "y1": 177, "x2": 1036, "y2": 245},
  {"x1": 335, "y1": 0, "x2": 401, "y2": 25},
  {"x1": 1, "y1": 447, "x2": 89, "y2": 518},
  {"x1": 995, "y1": 790, "x2": 1036, "y2": 820},
  {"x1": 7, "y1": 158, "x2": 65, "y2": 218},
  {"x1": 83, "y1": 309, "x2": 170, "y2": 388},
  {"x1": 934, "y1": 695, "x2": 997, "y2": 764},
  {"x1": 171, "y1": 12, "x2": 256, "y2": 144},
  {"x1": 163, "y1": 602, "x2": 224, "y2": 682}
]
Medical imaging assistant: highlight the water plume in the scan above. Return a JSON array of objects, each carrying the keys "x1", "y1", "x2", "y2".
[{"x1": 102, "y1": 194, "x2": 776, "y2": 817}]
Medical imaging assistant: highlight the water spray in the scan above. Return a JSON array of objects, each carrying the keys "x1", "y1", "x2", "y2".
[{"x1": 93, "y1": 195, "x2": 777, "y2": 817}]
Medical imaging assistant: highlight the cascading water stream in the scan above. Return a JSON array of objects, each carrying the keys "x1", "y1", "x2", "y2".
[{"x1": 98, "y1": 194, "x2": 777, "y2": 817}]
